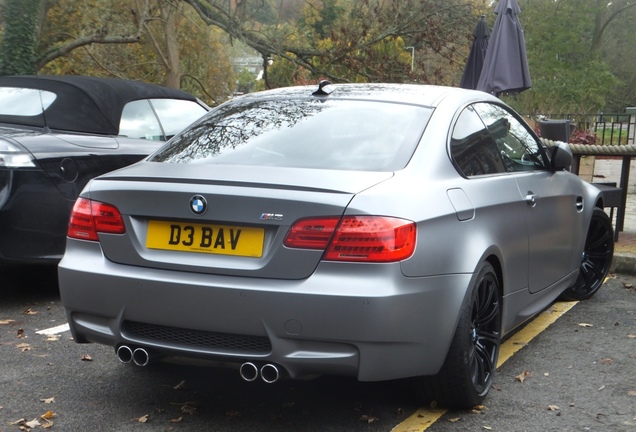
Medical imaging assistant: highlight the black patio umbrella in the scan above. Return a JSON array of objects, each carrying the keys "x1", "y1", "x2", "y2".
[
  {"x1": 476, "y1": 0, "x2": 531, "y2": 96},
  {"x1": 460, "y1": 15, "x2": 489, "y2": 90}
]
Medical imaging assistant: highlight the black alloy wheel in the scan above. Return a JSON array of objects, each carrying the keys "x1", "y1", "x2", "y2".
[
  {"x1": 418, "y1": 262, "x2": 501, "y2": 409},
  {"x1": 561, "y1": 208, "x2": 614, "y2": 301}
]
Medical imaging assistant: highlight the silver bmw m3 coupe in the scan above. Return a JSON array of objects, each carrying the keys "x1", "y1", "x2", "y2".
[{"x1": 58, "y1": 82, "x2": 614, "y2": 409}]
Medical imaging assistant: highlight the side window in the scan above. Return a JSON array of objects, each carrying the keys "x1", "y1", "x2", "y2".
[
  {"x1": 472, "y1": 103, "x2": 545, "y2": 172},
  {"x1": 149, "y1": 99, "x2": 207, "y2": 139},
  {"x1": 450, "y1": 105, "x2": 506, "y2": 177},
  {"x1": 120, "y1": 100, "x2": 164, "y2": 140}
]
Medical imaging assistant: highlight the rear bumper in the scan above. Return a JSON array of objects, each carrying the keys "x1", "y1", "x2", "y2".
[{"x1": 59, "y1": 239, "x2": 472, "y2": 381}]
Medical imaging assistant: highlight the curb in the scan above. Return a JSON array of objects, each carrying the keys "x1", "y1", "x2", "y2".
[{"x1": 610, "y1": 252, "x2": 636, "y2": 276}]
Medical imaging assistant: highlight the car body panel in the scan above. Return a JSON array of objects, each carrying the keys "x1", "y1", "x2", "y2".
[
  {"x1": 59, "y1": 239, "x2": 471, "y2": 380},
  {"x1": 0, "y1": 75, "x2": 208, "y2": 264},
  {"x1": 58, "y1": 83, "x2": 605, "y2": 386}
]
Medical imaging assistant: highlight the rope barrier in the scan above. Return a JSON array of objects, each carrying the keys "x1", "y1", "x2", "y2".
[{"x1": 539, "y1": 138, "x2": 636, "y2": 156}]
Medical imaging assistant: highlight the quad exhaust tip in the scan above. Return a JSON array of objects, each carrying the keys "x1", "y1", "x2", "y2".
[
  {"x1": 116, "y1": 345, "x2": 152, "y2": 367},
  {"x1": 116, "y1": 345, "x2": 133, "y2": 364},
  {"x1": 239, "y1": 362, "x2": 282, "y2": 383},
  {"x1": 117, "y1": 347, "x2": 282, "y2": 380},
  {"x1": 132, "y1": 348, "x2": 150, "y2": 367}
]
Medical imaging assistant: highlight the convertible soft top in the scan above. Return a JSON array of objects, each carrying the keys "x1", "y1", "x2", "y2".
[{"x1": 0, "y1": 75, "x2": 197, "y2": 135}]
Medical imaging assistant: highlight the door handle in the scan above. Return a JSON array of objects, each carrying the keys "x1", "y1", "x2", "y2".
[
  {"x1": 576, "y1": 196, "x2": 584, "y2": 211},
  {"x1": 525, "y1": 193, "x2": 537, "y2": 206}
]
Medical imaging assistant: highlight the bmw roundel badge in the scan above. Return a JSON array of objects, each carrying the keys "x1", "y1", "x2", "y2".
[{"x1": 189, "y1": 195, "x2": 207, "y2": 215}]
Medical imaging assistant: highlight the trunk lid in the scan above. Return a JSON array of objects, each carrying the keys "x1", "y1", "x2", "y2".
[{"x1": 88, "y1": 161, "x2": 393, "y2": 279}]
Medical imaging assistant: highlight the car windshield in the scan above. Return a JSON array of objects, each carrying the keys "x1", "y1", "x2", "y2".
[
  {"x1": 149, "y1": 98, "x2": 431, "y2": 171},
  {"x1": 0, "y1": 87, "x2": 57, "y2": 116}
]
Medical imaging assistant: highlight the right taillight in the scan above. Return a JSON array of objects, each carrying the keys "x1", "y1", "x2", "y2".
[
  {"x1": 67, "y1": 197, "x2": 125, "y2": 241},
  {"x1": 285, "y1": 216, "x2": 416, "y2": 263}
]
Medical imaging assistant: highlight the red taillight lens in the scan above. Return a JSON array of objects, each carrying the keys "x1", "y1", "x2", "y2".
[
  {"x1": 285, "y1": 216, "x2": 416, "y2": 262},
  {"x1": 67, "y1": 197, "x2": 125, "y2": 241},
  {"x1": 284, "y1": 217, "x2": 340, "y2": 249}
]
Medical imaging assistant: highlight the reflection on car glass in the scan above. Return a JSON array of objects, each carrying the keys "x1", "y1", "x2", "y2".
[{"x1": 150, "y1": 98, "x2": 431, "y2": 172}]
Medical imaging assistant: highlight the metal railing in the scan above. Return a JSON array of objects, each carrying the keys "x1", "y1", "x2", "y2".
[{"x1": 529, "y1": 113, "x2": 635, "y2": 146}]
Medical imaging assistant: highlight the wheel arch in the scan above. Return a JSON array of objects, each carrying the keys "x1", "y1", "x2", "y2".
[{"x1": 485, "y1": 254, "x2": 504, "y2": 300}]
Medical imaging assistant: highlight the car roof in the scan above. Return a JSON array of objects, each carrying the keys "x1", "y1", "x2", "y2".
[
  {"x1": 236, "y1": 83, "x2": 494, "y2": 108},
  {"x1": 0, "y1": 75, "x2": 198, "y2": 135}
]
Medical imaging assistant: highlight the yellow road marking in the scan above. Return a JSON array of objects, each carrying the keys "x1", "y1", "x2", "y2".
[
  {"x1": 496, "y1": 301, "x2": 577, "y2": 367},
  {"x1": 391, "y1": 300, "x2": 579, "y2": 432}
]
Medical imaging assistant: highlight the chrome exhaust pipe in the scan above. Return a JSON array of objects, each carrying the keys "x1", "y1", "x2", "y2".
[
  {"x1": 132, "y1": 347, "x2": 151, "y2": 367},
  {"x1": 260, "y1": 363, "x2": 280, "y2": 384},
  {"x1": 116, "y1": 345, "x2": 133, "y2": 364},
  {"x1": 239, "y1": 362, "x2": 259, "y2": 382}
]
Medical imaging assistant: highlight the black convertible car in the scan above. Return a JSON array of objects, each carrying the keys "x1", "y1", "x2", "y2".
[{"x1": 0, "y1": 75, "x2": 209, "y2": 265}]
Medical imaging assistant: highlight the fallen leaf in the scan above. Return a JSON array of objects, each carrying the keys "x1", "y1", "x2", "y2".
[
  {"x1": 448, "y1": 417, "x2": 461, "y2": 422},
  {"x1": 0, "y1": 319, "x2": 15, "y2": 325},
  {"x1": 170, "y1": 416, "x2": 183, "y2": 423},
  {"x1": 548, "y1": 405, "x2": 560, "y2": 411},
  {"x1": 623, "y1": 283, "x2": 634, "y2": 289},
  {"x1": 9, "y1": 418, "x2": 27, "y2": 426},
  {"x1": 173, "y1": 380, "x2": 187, "y2": 390},
  {"x1": 135, "y1": 414, "x2": 149, "y2": 423},
  {"x1": 471, "y1": 405, "x2": 488, "y2": 414},
  {"x1": 80, "y1": 354, "x2": 92, "y2": 361},
  {"x1": 40, "y1": 410, "x2": 56, "y2": 422},
  {"x1": 16, "y1": 328, "x2": 25, "y2": 338},
  {"x1": 544, "y1": 372, "x2": 550, "y2": 377},
  {"x1": 181, "y1": 401, "x2": 198, "y2": 415},
  {"x1": 46, "y1": 335, "x2": 60, "y2": 342},
  {"x1": 600, "y1": 358, "x2": 613, "y2": 364},
  {"x1": 627, "y1": 335, "x2": 636, "y2": 339},
  {"x1": 484, "y1": 427, "x2": 493, "y2": 430},
  {"x1": 23, "y1": 308, "x2": 38, "y2": 315},
  {"x1": 360, "y1": 414, "x2": 379, "y2": 424},
  {"x1": 578, "y1": 323, "x2": 593, "y2": 328},
  {"x1": 628, "y1": 390, "x2": 636, "y2": 396},
  {"x1": 26, "y1": 418, "x2": 41, "y2": 428},
  {"x1": 40, "y1": 397, "x2": 55, "y2": 404},
  {"x1": 396, "y1": 407, "x2": 405, "y2": 415},
  {"x1": 16, "y1": 342, "x2": 31, "y2": 352},
  {"x1": 598, "y1": 385, "x2": 606, "y2": 391},
  {"x1": 516, "y1": 371, "x2": 531, "y2": 383}
]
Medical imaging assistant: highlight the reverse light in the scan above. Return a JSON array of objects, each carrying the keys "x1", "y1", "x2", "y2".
[
  {"x1": 67, "y1": 197, "x2": 125, "y2": 241},
  {"x1": 285, "y1": 216, "x2": 416, "y2": 263}
]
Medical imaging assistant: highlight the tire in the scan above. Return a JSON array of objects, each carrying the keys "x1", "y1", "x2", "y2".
[
  {"x1": 417, "y1": 262, "x2": 501, "y2": 409},
  {"x1": 560, "y1": 208, "x2": 614, "y2": 301}
]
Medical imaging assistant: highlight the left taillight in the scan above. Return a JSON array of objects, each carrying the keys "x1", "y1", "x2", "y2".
[
  {"x1": 67, "y1": 197, "x2": 125, "y2": 241},
  {"x1": 285, "y1": 216, "x2": 416, "y2": 263}
]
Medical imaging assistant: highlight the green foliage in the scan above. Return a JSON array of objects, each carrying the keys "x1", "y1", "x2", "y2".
[
  {"x1": 512, "y1": 0, "x2": 620, "y2": 114},
  {"x1": 38, "y1": 0, "x2": 234, "y2": 106},
  {"x1": 0, "y1": 0, "x2": 41, "y2": 75}
]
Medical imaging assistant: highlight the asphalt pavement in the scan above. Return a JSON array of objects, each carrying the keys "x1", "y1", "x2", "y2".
[{"x1": 610, "y1": 193, "x2": 636, "y2": 275}]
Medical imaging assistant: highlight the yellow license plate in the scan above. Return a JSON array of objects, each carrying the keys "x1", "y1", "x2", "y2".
[{"x1": 146, "y1": 220, "x2": 264, "y2": 257}]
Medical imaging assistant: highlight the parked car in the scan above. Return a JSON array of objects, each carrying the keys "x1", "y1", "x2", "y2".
[
  {"x1": 0, "y1": 75, "x2": 209, "y2": 265},
  {"x1": 58, "y1": 82, "x2": 614, "y2": 409}
]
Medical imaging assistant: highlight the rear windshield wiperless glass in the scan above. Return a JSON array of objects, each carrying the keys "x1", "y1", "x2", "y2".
[
  {"x1": 149, "y1": 97, "x2": 431, "y2": 171},
  {"x1": 0, "y1": 87, "x2": 56, "y2": 116}
]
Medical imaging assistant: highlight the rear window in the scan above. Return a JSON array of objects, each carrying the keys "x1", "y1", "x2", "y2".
[
  {"x1": 149, "y1": 98, "x2": 431, "y2": 171},
  {"x1": 0, "y1": 87, "x2": 56, "y2": 116}
]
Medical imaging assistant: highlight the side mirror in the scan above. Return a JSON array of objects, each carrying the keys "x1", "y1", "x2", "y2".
[{"x1": 549, "y1": 142, "x2": 573, "y2": 171}]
